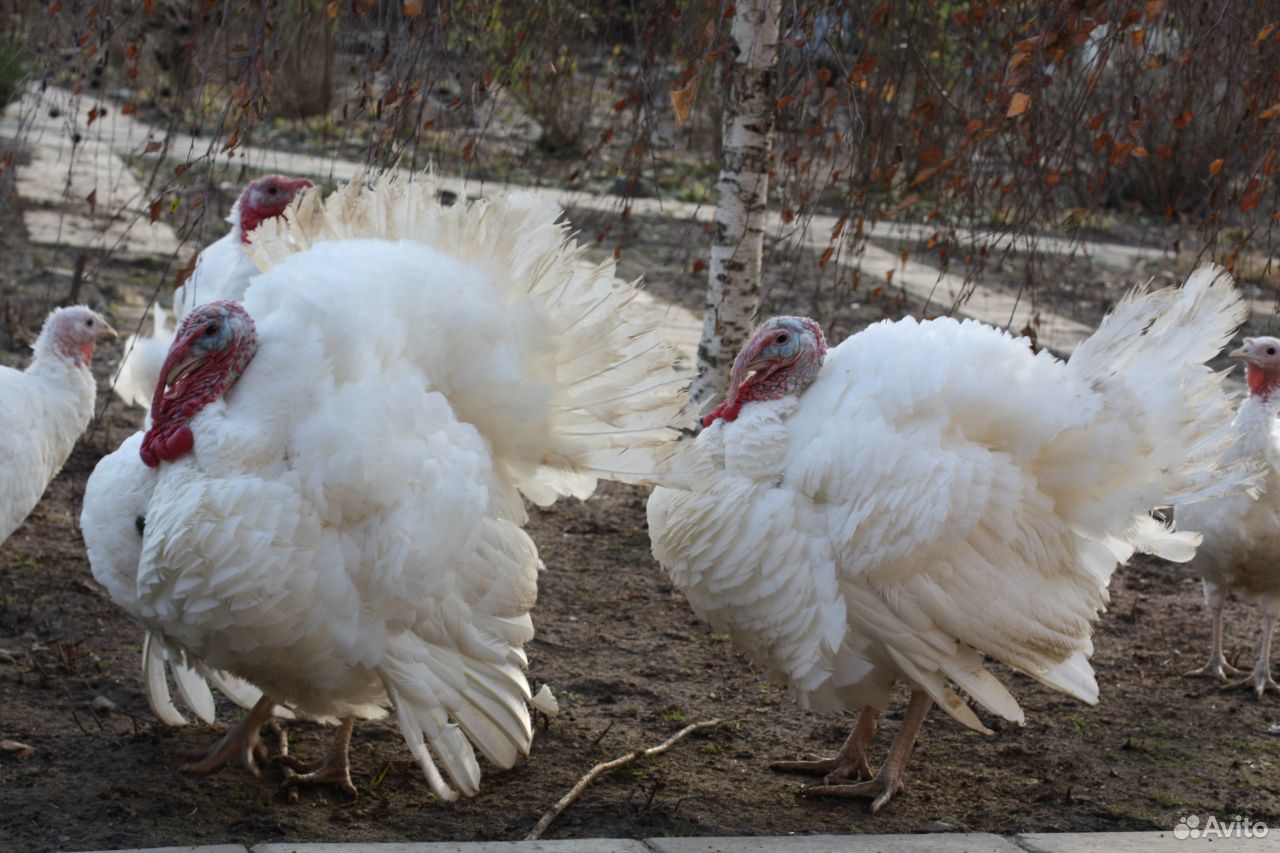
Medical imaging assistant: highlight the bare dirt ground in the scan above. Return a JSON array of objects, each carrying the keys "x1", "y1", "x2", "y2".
[{"x1": 2, "y1": 198, "x2": 1279, "y2": 852}]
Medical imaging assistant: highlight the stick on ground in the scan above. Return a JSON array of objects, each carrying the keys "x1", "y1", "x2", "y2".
[{"x1": 525, "y1": 718, "x2": 722, "y2": 841}]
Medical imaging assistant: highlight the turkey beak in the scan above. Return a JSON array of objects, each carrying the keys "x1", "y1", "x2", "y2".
[
  {"x1": 164, "y1": 355, "x2": 201, "y2": 388},
  {"x1": 725, "y1": 348, "x2": 765, "y2": 408},
  {"x1": 98, "y1": 319, "x2": 119, "y2": 340},
  {"x1": 1229, "y1": 347, "x2": 1253, "y2": 364},
  {"x1": 284, "y1": 177, "x2": 314, "y2": 198}
]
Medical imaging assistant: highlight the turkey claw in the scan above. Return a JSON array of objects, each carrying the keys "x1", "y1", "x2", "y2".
[
  {"x1": 770, "y1": 754, "x2": 873, "y2": 783},
  {"x1": 275, "y1": 754, "x2": 357, "y2": 797},
  {"x1": 1185, "y1": 661, "x2": 1246, "y2": 680},
  {"x1": 1231, "y1": 664, "x2": 1280, "y2": 699},
  {"x1": 179, "y1": 695, "x2": 276, "y2": 779},
  {"x1": 808, "y1": 773, "x2": 905, "y2": 813}
]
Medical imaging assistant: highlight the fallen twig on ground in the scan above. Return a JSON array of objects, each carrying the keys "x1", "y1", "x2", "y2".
[{"x1": 525, "y1": 718, "x2": 722, "y2": 841}]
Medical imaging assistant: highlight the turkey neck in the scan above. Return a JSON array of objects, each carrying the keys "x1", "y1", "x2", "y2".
[
  {"x1": 25, "y1": 351, "x2": 97, "y2": 479},
  {"x1": 1230, "y1": 394, "x2": 1280, "y2": 465}
]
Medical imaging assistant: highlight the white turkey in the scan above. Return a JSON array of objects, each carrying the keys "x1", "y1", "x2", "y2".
[
  {"x1": 647, "y1": 266, "x2": 1251, "y2": 811},
  {"x1": 1, "y1": 306, "x2": 116, "y2": 545},
  {"x1": 111, "y1": 173, "x2": 313, "y2": 730},
  {"x1": 1176, "y1": 335, "x2": 1280, "y2": 697},
  {"x1": 113, "y1": 175, "x2": 312, "y2": 409},
  {"x1": 81, "y1": 173, "x2": 683, "y2": 799}
]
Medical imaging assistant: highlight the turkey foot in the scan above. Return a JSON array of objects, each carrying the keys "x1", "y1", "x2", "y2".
[
  {"x1": 268, "y1": 721, "x2": 300, "y2": 803},
  {"x1": 276, "y1": 715, "x2": 357, "y2": 797},
  {"x1": 1185, "y1": 656, "x2": 1246, "y2": 680},
  {"x1": 1234, "y1": 662, "x2": 1280, "y2": 699},
  {"x1": 808, "y1": 691, "x2": 931, "y2": 813},
  {"x1": 1230, "y1": 613, "x2": 1279, "y2": 699},
  {"x1": 1184, "y1": 603, "x2": 1245, "y2": 680},
  {"x1": 770, "y1": 706, "x2": 880, "y2": 784},
  {"x1": 183, "y1": 695, "x2": 277, "y2": 777}
]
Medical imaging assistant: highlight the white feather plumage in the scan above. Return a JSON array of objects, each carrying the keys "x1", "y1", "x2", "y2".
[
  {"x1": 82, "y1": 173, "x2": 684, "y2": 800},
  {"x1": 649, "y1": 265, "x2": 1249, "y2": 732},
  {"x1": 1, "y1": 309, "x2": 102, "y2": 544}
]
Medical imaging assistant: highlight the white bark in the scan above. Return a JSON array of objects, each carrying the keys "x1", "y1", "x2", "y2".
[{"x1": 690, "y1": 0, "x2": 781, "y2": 405}]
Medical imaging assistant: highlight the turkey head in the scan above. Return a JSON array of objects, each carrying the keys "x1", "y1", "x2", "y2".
[
  {"x1": 141, "y1": 301, "x2": 257, "y2": 467},
  {"x1": 237, "y1": 175, "x2": 313, "y2": 239},
  {"x1": 704, "y1": 316, "x2": 827, "y2": 426}
]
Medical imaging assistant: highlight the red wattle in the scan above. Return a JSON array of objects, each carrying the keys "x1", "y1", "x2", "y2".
[
  {"x1": 161, "y1": 425, "x2": 195, "y2": 461},
  {"x1": 141, "y1": 424, "x2": 195, "y2": 467},
  {"x1": 702, "y1": 399, "x2": 742, "y2": 427},
  {"x1": 1247, "y1": 364, "x2": 1278, "y2": 399}
]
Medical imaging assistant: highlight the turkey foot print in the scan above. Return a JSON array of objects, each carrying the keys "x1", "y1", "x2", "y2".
[
  {"x1": 276, "y1": 715, "x2": 357, "y2": 797},
  {"x1": 183, "y1": 695, "x2": 277, "y2": 777},
  {"x1": 1184, "y1": 602, "x2": 1246, "y2": 680},
  {"x1": 771, "y1": 706, "x2": 880, "y2": 783},
  {"x1": 808, "y1": 692, "x2": 932, "y2": 813}
]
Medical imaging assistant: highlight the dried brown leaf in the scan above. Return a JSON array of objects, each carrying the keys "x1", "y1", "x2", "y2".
[
  {"x1": 1007, "y1": 92, "x2": 1031, "y2": 118},
  {"x1": 670, "y1": 77, "x2": 697, "y2": 127}
]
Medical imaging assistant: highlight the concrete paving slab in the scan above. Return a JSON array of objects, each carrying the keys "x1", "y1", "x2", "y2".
[
  {"x1": 1016, "y1": 830, "x2": 1280, "y2": 851},
  {"x1": 75, "y1": 846, "x2": 249, "y2": 853},
  {"x1": 252, "y1": 843, "x2": 651, "y2": 853},
  {"x1": 646, "y1": 834, "x2": 1021, "y2": 853},
  {"x1": 23, "y1": 208, "x2": 180, "y2": 256}
]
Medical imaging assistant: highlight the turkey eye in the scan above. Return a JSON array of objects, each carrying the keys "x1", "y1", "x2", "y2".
[
  {"x1": 1269, "y1": 347, "x2": 1276, "y2": 356},
  {"x1": 267, "y1": 186, "x2": 277, "y2": 195},
  {"x1": 84, "y1": 318, "x2": 94, "y2": 327},
  {"x1": 204, "y1": 323, "x2": 218, "y2": 336},
  {"x1": 776, "y1": 333, "x2": 789, "y2": 345}
]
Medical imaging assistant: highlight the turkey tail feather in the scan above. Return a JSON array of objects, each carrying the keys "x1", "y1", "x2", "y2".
[
  {"x1": 1045, "y1": 264, "x2": 1254, "y2": 559},
  {"x1": 247, "y1": 171, "x2": 691, "y2": 504}
]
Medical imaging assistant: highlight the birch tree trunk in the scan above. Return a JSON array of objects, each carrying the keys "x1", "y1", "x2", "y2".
[{"x1": 689, "y1": 0, "x2": 781, "y2": 406}]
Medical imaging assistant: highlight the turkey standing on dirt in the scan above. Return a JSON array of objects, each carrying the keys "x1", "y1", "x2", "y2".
[
  {"x1": 113, "y1": 175, "x2": 312, "y2": 410},
  {"x1": 81, "y1": 173, "x2": 683, "y2": 800},
  {"x1": 1, "y1": 307, "x2": 116, "y2": 545},
  {"x1": 647, "y1": 266, "x2": 1251, "y2": 811},
  {"x1": 1177, "y1": 335, "x2": 1280, "y2": 697},
  {"x1": 110, "y1": 174, "x2": 315, "y2": 731}
]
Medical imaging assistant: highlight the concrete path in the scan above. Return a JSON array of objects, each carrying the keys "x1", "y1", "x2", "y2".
[
  {"x1": 69, "y1": 831, "x2": 1280, "y2": 853},
  {"x1": 2, "y1": 84, "x2": 1178, "y2": 357}
]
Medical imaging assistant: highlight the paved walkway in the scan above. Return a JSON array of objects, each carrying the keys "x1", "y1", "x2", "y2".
[
  {"x1": 71, "y1": 831, "x2": 1280, "y2": 852},
  {"x1": 1, "y1": 84, "x2": 1182, "y2": 358}
]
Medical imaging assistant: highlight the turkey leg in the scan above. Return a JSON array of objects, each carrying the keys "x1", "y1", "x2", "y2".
[
  {"x1": 770, "y1": 705, "x2": 881, "y2": 783},
  {"x1": 1185, "y1": 594, "x2": 1245, "y2": 680},
  {"x1": 276, "y1": 715, "x2": 358, "y2": 796},
  {"x1": 806, "y1": 690, "x2": 932, "y2": 813},
  {"x1": 183, "y1": 694, "x2": 277, "y2": 776},
  {"x1": 1239, "y1": 607, "x2": 1280, "y2": 698}
]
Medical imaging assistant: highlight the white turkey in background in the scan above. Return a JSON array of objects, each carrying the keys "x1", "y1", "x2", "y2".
[
  {"x1": 648, "y1": 266, "x2": 1252, "y2": 812},
  {"x1": 112, "y1": 175, "x2": 312, "y2": 410},
  {"x1": 1177, "y1": 335, "x2": 1280, "y2": 697},
  {"x1": 81, "y1": 173, "x2": 685, "y2": 799},
  {"x1": 1, "y1": 306, "x2": 116, "y2": 545}
]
